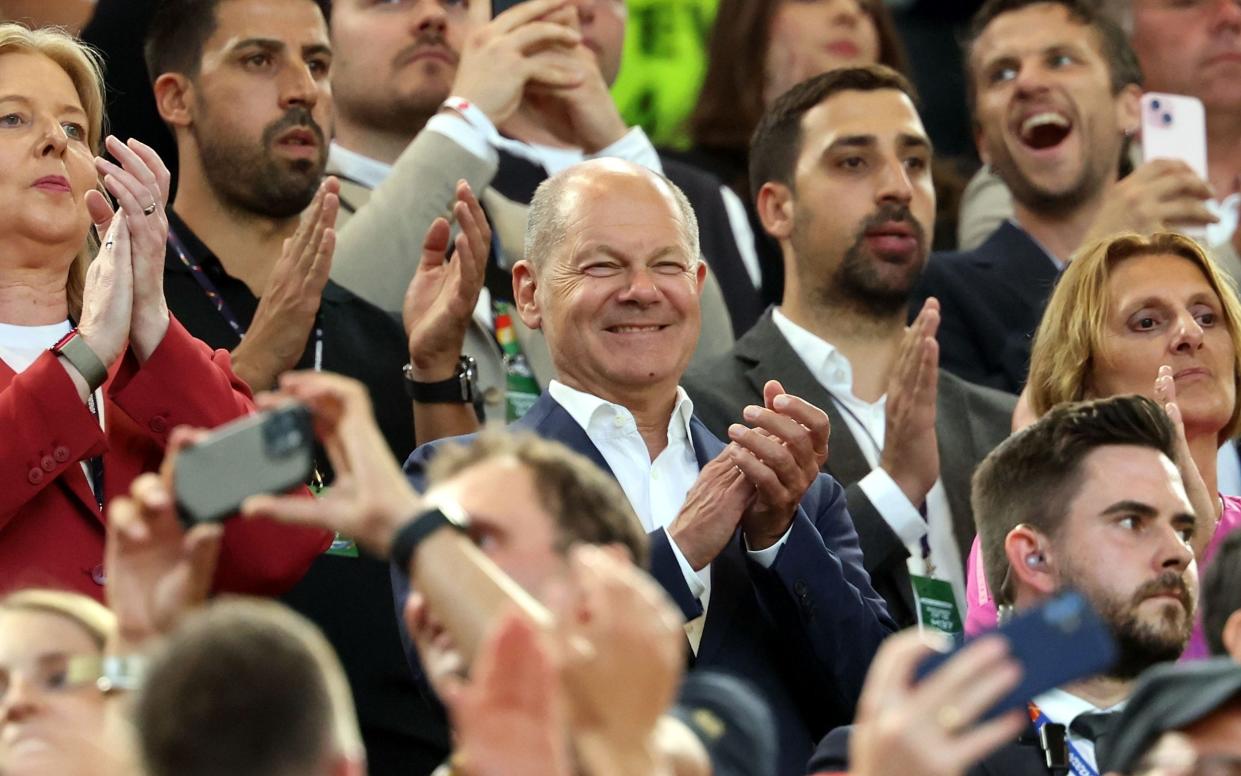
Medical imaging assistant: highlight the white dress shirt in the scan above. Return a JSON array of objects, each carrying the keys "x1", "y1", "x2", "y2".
[
  {"x1": 1032, "y1": 687, "x2": 1125, "y2": 773},
  {"x1": 771, "y1": 309, "x2": 966, "y2": 612},
  {"x1": 547, "y1": 380, "x2": 792, "y2": 650}
]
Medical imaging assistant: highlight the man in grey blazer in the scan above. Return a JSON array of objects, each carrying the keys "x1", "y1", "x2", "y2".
[{"x1": 684, "y1": 66, "x2": 1015, "y2": 631}]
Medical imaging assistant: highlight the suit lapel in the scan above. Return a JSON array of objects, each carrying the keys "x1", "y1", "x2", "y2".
[
  {"x1": 933, "y1": 376, "x2": 983, "y2": 563},
  {"x1": 735, "y1": 314, "x2": 874, "y2": 485},
  {"x1": 515, "y1": 393, "x2": 613, "y2": 476},
  {"x1": 989, "y1": 221, "x2": 1061, "y2": 313},
  {"x1": 687, "y1": 420, "x2": 742, "y2": 666}
]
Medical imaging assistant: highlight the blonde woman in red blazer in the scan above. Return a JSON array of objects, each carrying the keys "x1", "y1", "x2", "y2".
[{"x1": 0, "y1": 24, "x2": 329, "y2": 601}]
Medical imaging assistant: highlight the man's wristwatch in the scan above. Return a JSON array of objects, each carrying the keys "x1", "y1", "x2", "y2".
[
  {"x1": 52, "y1": 328, "x2": 108, "y2": 392},
  {"x1": 390, "y1": 500, "x2": 470, "y2": 571},
  {"x1": 403, "y1": 355, "x2": 478, "y2": 404}
]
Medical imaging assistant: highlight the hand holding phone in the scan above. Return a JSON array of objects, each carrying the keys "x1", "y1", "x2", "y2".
[
  {"x1": 915, "y1": 591, "x2": 1117, "y2": 721},
  {"x1": 173, "y1": 405, "x2": 315, "y2": 525}
]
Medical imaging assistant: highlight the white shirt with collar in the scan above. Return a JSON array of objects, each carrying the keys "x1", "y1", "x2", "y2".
[
  {"x1": 770, "y1": 308, "x2": 966, "y2": 613},
  {"x1": 1032, "y1": 687, "x2": 1125, "y2": 773},
  {"x1": 547, "y1": 379, "x2": 792, "y2": 651}
]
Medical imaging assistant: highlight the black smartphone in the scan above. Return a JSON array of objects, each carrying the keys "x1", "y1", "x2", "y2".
[
  {"x1": 173, "y1": 405, "x2": 315, "y2": 525},
  {"x1": 915, "y1": 591, "x2": 1118, "y2": 720}
]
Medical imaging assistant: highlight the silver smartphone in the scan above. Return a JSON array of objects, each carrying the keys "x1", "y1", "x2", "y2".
[{"x1": 173, "y1": 405, "x2": 315, "y2": 525}]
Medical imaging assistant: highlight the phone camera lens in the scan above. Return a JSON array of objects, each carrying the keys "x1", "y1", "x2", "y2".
[{"x1": 1150, "y1": 98, "x2": 1162, "y2": 110}]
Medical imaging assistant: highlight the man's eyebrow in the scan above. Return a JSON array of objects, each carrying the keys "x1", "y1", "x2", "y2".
[
  {"x1": 302, "y1": 43, "x2": 333, "y2": 59},
  {"x1": 825, "y1": 134, "x2": 877, "y2": 153},
  {"x1": 228, "y1": 37, "x2": 287, "y2": 54},
  {"x1": 1100, "y1": 500, "x2": 1159, "y2": 517},
  {"x1": 898, "y1": 132, "x2": 934, "y2": 156}
]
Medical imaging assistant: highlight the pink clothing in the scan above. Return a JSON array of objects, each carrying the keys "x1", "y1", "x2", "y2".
[{"x1": 963, "y1": 495, "x2": 1241, "y2": 652}]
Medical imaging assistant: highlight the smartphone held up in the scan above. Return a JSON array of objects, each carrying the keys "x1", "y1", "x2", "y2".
[{"x1": 173, "y1": 405, "x2": 315, "y2": 525}]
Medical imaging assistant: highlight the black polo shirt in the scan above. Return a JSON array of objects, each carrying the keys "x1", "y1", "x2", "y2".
[{"x1": 162, "y1": 210, "x2": 450, "y2": 775}]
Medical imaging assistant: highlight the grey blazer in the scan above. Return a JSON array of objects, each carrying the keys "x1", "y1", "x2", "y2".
[
  {"x1": 327, "y1": 130, "x2": 735, "y2": 422},
  {"x1": 683, "y1": 310, "x2": 1016, "y2": 627}
]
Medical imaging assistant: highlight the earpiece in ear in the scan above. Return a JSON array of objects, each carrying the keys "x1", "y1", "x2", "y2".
[{"x1": 1025, "y1": 553, "x2": 1044, "y2": 568}]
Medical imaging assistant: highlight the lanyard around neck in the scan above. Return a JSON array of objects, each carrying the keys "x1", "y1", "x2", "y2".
[{"x1": 166, "y1": 227, "x2": 323, "y2": 370}]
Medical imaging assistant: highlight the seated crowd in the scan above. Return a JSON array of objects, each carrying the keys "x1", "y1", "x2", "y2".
[{"x1": 4, "y1": 1, "x2": 1241, "y2": 775}]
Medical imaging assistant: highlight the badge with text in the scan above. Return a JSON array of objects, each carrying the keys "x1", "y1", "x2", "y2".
[{"x1": 912, "y1": 574, "x2": 963, "y2": 637}]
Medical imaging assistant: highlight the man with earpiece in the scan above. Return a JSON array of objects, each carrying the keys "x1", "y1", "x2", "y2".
[{"x1": 809, "y1": 394, "x2": 1199, "y2": 776}]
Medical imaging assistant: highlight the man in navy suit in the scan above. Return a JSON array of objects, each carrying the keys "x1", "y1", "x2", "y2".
[{"x1": 400, "y1": 157, "x2": 895, "y2": 775}]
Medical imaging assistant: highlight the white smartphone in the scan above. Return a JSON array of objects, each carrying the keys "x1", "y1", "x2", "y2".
[
  {"x1": 1141, "y1": 92, "x2": 1208, "y2": 180},
  {"x1": 1140, "y1": 92, "x2": 1209, "y2": 240}
]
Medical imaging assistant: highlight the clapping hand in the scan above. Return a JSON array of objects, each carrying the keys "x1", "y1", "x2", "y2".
[
  {"x1": 230, "y1": 178, "x2": 338, "y2": 391},
  {"x1": 90, "y1": 136, "x2": 172, "y2": 362},
  {"x1": 727, "y1": 380, "x2": 831, "y2": 551},
  {"x1": 403, "y1": 180, "x2": 491, "y2": 382},
  {"x1": 880, "y1": 298, "x2": 941, "y2": 508}
]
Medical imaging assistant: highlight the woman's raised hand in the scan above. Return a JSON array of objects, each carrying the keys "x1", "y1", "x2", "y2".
[
  {"x1": 90, "y1": 136, "x2": 173, "y2": 362},
  {"x1": 76, "y1": 212, "x2": 134, "y2": 369}
]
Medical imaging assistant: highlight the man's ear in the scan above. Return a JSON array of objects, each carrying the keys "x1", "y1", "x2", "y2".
[
  {"x1": 1003, "y1": 525, "x2": 1057, "y2": 600},
  {"x1": 755, "y1": 181, "x2": 794, "y2": 241},
  {"x1": 511, "y1": 259, "x2": 543, "y2": 331},
  {"x1": 973, "y1": 117, "x2": 991, "y2": 167},
  {"x1": 1223, "y1": 610, "x2": 1241, "y2": 661},
  {"x1": 152, "y1": 72, "x2": 194, "y2": 129},
  {"x1": 1117, "y1": 84, "x2": 1142, "y2": 140}
]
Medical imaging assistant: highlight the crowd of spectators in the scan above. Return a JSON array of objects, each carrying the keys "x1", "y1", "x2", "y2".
[{"x1": 4, "y1": 1, "x2": 1241, "y2": 775}]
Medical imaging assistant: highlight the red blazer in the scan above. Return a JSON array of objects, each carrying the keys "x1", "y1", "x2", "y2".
[{"x1": 0, "y1": 315, "x2": 331, "y2": 601}]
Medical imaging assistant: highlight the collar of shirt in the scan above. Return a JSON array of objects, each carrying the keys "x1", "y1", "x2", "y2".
[
  {"x1": 1033, "y1": 687, "x2": 1125, "y2": 724},
  {"x1": 548, "y1": 379, "x2": 695, "y2": 448},
  {"x1": 1005, "y1": 218, "x2": 1066, "y2": 271},
  {"x1": 328, "y1": 142, "x2": 394, "y2": 189},
  {"x1": 770, "y1": 307, "x2": 881, "y2": 408}
]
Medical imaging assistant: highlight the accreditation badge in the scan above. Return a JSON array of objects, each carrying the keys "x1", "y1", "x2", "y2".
[{"x1": 912, "y1": 574, "x2": 963, "y2": 638}]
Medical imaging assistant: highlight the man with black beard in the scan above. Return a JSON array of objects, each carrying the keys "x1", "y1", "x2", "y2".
[
  {"x1": 810, "y1": 394, "x2": 1200, "y2": 776},
  {"x1": 142, "y1": 0, "x2": 477, "y2": 771},
  {"x1": 684, "y1": 66, "x2": 1015, "y2": 631}
]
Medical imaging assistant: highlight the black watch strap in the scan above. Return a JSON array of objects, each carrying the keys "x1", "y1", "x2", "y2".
[
  {"x1": 403, "y1": 356, "x2": 477, "y2": 403},
  {"x1": 390, "y1": 502, "x2": 469, "y2": 571}
]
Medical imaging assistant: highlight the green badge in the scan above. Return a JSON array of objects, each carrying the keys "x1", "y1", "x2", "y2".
[
  {"x1": 912, "y1": 574, "x2": 963, "y2": 637},
  {"x1": 325, "y1": 532, "x2": 359, "y2": 558}
]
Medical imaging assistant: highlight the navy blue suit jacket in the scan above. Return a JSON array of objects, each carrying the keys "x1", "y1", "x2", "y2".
[
  {"x1": 912, "y1": 220, "x2": 1061, "y2": 394},
  {"x1": 396, "y1": 393, "x2": 895, "y2": 776}
]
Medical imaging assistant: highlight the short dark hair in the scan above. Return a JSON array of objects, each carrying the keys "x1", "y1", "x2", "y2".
[
  {"x1": 1203, "y1": 530, "x2": 1241, "y2": 657},
  {"x1": 136, "y1": 598, "x2": 360, "y2": 776},
  {"x1": 972, "y1": 395, "x2": 1177, "y2": 606},
  {"x1": 748, "y1": 64, "x2": 920, "y2": 202},
  {"x1": 964, "y1": 0, "x2": 1142, "y2": 107},
  {"x1": 144, "y1": 0, "x2": 330, "y2": 83},
  {"x1": 427, "y1": 431, "x2": 650, "y2": 569}
]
